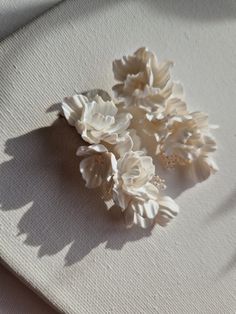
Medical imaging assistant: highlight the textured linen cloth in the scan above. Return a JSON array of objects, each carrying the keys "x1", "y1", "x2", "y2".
[
  {"x1": 0, "y1": 0, "x2": 62, "y2": 40},
  {"x1": 0, "y1": 1, "x2": 236, "y2": 313},
  {"x1": 0, "y1": 263, "x2": 58, "y2": 313}
]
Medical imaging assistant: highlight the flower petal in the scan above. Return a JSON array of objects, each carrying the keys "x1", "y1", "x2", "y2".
[
  {"x1": 156, "y1": 196, "x2": 179, "y2": 227},
  {"x1": 61, "y1": 95, "x2": 86, "y2": 126},
  {"x1": 76, "y1": 144, "x2": 108, "y2": 156},
  {"x1": 79, "y1": 153, "x2": 115, "y2": 188},
  {"x1": 133, "y1": 212, "x2": 154, "y2": 228},
  {"x1": 153, "y1": 60, "x2": 173, "y2": 88},
  {"x1": 93, "y1": 95, "x2": 118, "y2": 116},
  {"x1": 108, "y1": 112, "x2": 132, "y2": 134},
  {"x1": 130, "y1": 199, "x2": 159, "y2": 219},
  {"x1": 166, "y1": 98, "x2": 187, "y2": 116},
  {"x1": 114, "y1": 134, "x2": 133, "y2": 157},
  {"x1": 191, "y1": 111, "x2": 209, "y2": 129},
  {"x1": 80, "y1": 156, "x2": 104, "y2": 188},
  {"x1": 158, "y1": 196, "x2": 179, "y2": 216}
]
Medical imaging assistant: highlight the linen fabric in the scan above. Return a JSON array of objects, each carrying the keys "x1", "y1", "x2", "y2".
[{"x1": 0, "y1": 1, "x2": 235, "y2": 313}]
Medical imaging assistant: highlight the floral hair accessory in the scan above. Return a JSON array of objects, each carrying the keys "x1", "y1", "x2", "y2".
[{"x1": 61, "y1": 47, "x2": 218, "y2": 228}]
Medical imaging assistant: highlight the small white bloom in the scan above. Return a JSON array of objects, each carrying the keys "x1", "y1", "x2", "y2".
[
  {"x1": 160, "y1": 111, "x2": 218, "y2": 176},
  {"x1": 113, "y1": 129, "x2": 142, "y2": 157},
  {"x1": 125, "y1": 195, "x2": 179, "y2": 228},
  {"x1": 112, "y1": 47, "x2": 173, "y2": 107},
  {"x1": 144, "y1": 91, "x2": 188, "y2": 145},
  {"x1": 77, "y1": 144, "x2": 117, "y2": 188},
  {"x1": 113, "y1": 151, "x2": 157, "y2": 209},
  {"x1": 62, "y1": 94, "x2": 132, "y2": 144},
  {"x1": 113, "y1": 151, "x2": 179, "y2": 228}
]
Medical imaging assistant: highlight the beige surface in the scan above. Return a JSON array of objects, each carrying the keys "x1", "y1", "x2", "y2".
[
  {"x1": 0, "y1": 0, "x2": 62, "y2": 40},
  {"x1": 0, "y1": 263, "x2": 58, "y2": 314},
  {"x1": 0, "y1": 1, "x2": 236, "y2": 313}
]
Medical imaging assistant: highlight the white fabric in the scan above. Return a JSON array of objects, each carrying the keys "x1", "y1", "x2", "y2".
[
  {"x1": 0, "y1": 0, "x2": 62, "y2": 40},
  {"x1": 0, "y1": 1, "x2": 235, "y2": 313},
  {"x1": 0, "y1": 263, "x2": 57, "y2": 313}
]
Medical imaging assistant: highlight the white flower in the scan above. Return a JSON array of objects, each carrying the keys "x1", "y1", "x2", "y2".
[
  {"x1": 113, "y1": 151, "x2": 179, "y2": 228},
  {"x1": 113, "y1": 129, "x2": 142, "y2": 157},
  {"x1": 144, "y1": 89, "x2": 188, "y2": 145},
  {"x1": 112, "y1": 47, "x2": 173, "y2": 107},
  {"x1": 60, "y1": 47, "x2": 218, "y2": 229},
  {"x1": 113, "y1": 151, "x2": 157, "y2": 209},
  {"x1": 160, "y1": 112, "x2": 218, "y2": 176},
  {"x1": 77, "y1": 144, "x2": 117, "y2": 188},
  {"x1": 125, "y1": 196, "x2": 179, "y2": 228},
  {"x1": 62, "y1": 94, "x2": 132, "y2": 144}
]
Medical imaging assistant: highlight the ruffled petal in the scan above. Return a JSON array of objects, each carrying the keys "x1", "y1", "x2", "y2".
[
  {"x1": 108, "y1": 112, "x2": 132, "y2": 134},
  {"x1": 61, "y1": 95, "x2": 86, "y2": 126},
  {"x1": 80, "y1": 153, "x2": 115, "y2": 188},
  {"x1": 76, "y1": 144, "x2": 108, "y2": 156},
  {"x1": 191, "y1": 111, "x2": 209, "y2": 129},
  {"x1": 114, "y1": 134, "x2": 133, "y2": 157},
  {"x1": 171, "y1": 82, "x2": 184, "y2": 98},
  {"x1": 166, "y1": 98, "x2": 187, "y2": 116},
  {"x1": 133, "y1": 212, "x2": 154, "y2": 228},
  {"x1": 156, "y1": 196, "x2": 179, "y2": 226},
  {"x1": 80, "y1": 155, "x2": 104, "y2": 188},
  {"x1": 153, "y1": 60, "x2": 173, "y2": 88},
  {"x1": 93, "y1": 95, "x2": 118, "y2": 117},
  {"x1": 130, "y1": 182, "x2": 159, "y2": 200},
  {"x1": 125, "y1": 198, "x2": 159, "y2": 228}
]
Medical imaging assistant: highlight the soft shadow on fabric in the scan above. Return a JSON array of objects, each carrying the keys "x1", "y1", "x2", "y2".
[
  {"x1": 205, "y1": 189, "x2": 236, "y2": 223},
  {"x1": 0, "y1": 118, "x2": 153, "y2": 266},
  {"x1": 218, "y1": 251, "x2": 236, "y2": 277},
  {"x1": 205, "y1": 189, "x2": 236, "y2": 275},
  {"x1": 0, "y1": 116, "x2": 211, "y2": 266},
  {"x1": 0, "y1": 0, "x2": 233, "y2": 268},
  {"x1": 0, "y1": 1, "x2": 63, "y2": 41}
]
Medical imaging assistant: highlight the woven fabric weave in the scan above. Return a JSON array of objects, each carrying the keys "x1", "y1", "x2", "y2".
[{"x1": 0, "y1": 1, "x2": 235, "y2": 313}]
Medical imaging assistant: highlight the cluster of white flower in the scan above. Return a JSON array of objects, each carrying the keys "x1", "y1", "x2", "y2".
[{"x1": 61, "y1": 47, "x2": 218, "y2": 228}]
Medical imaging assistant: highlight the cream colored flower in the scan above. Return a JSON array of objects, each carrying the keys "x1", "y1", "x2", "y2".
[
  {"x1": 77, "y1": 144, "x2": 117, "y2": 188},
  {"x1": 113, "y1": 151, "x2": 157, "y2": 209},
  {"x1": 144, "y1": 90, "x2": 188, "y2": 144},
  {"x1": 60, "y1": 47, "x2": 218, "y2": 229},
  {"x1": 113, "y1": 129, "x2": 142, "y2": 158},
  {"x1": 112, "y1": 47, "x2": 173, "y2": 107},
  {"x1": 160, "y1": 112, "x2": 218, "y2": 176},
  {"x1": 62, "y1": 94, "x2": 132, "y2": 144},
  {"x1": 125, "y1": 196, "x2": 179, "y2": 228},
  {"x1": 113, "y1": 151, "x2": 179, "y2": 228}
]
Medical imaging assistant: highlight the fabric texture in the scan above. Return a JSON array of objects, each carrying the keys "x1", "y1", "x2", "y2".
[
  {"x1": 0, "y1": 1, "x2": 236, "y2": 313},
  {"x1": 0, "y1": 0, "x2": 62, "y2": 40},
  {"x1": 0, "y1": 263, "x2": 58, "y2": 314}
]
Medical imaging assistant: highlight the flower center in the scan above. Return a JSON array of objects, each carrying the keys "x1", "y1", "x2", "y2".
[{"x1": 159, "y1": 153, "x2": 189, "y2": 168}]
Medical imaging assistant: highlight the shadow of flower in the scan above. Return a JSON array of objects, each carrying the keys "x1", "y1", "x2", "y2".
[
  {"x1": 0, "y1": 117, "x2": 152, "y2": 266},
  {"x1": 205, "y1": 189, "x2": 236, "y2": 275},
  {"x1": 205, "y1": 189, "x2": 236, "y2": 223}
]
